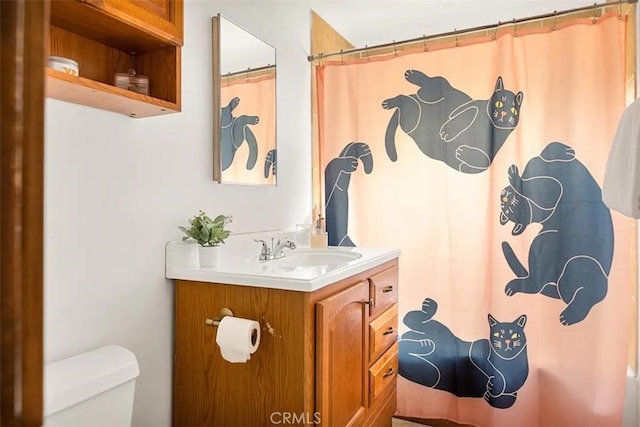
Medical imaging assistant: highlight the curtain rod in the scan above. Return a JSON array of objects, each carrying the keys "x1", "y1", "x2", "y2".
[
  {"x1": 222, "y1": 64, "x2": 275, "y2": 78},
  {"x1": 307, "y1": 0, "x2": 637, "y2": 62}
]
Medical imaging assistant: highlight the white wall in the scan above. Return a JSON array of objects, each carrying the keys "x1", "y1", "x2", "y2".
[
  {"x1": 44, "y1": 1, "x2": 635, "y2": 426},
  {"x1": 44, "y1": 2, "x2": 312, "y2": 425}
]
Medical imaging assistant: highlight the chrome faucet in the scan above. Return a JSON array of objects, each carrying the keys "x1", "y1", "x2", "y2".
[
  {"x1": 272, "y1": 237, "x2": 296, "y2": 259},
  {"x1": 254, "y1": 237, "x2": 296, "y2": 261}
]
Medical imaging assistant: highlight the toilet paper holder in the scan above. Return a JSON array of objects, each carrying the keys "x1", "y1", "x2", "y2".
[
  {"x1": 205, "y1": 308, "x2": 234, "y2": 327},
  {"x1": 205, "y1": 308, "x2": 260, "y2": 348}
]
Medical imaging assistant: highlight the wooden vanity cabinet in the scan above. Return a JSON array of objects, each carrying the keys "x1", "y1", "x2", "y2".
[{"x1": 173, "y1": 258, "x2": 399, "y2": 426}]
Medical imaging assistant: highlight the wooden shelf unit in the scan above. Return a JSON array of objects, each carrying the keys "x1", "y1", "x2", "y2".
[{"x1": 47, "y1": 0, "x2": 183, "y2": 118}]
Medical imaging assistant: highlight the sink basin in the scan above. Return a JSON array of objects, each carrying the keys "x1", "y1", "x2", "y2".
[
  {"x1": 166, "y1": 240, "x2": 401, "y2": 292},
  {"x1": 269, "y1": 250, "x2": 362, "y2": 268}
]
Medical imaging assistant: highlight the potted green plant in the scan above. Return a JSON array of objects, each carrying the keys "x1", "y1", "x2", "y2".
[{"x1": 179, "y1": 210, "x2": 232, "y2": 267}]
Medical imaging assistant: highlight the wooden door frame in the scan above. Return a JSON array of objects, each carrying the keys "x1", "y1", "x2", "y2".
[{"x1": 1, "y1": 0, "x2": 47, "y2": 424}]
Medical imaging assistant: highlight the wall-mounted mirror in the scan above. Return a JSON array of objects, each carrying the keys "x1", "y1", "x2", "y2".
[{"x1": 212, "y1": 14, "x2": 277, "y2": 185}]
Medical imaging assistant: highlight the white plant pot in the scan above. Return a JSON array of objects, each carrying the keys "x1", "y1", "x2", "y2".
[{"x1": 199, "y1": 246, "x2": 220, "y2": 268}]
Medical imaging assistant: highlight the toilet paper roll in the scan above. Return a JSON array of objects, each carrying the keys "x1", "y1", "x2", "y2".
[{"x1": 215, "y1": 316, "x2": 260, "y2": 363}]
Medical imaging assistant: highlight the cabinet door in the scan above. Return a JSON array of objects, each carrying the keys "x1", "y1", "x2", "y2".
[
  {"x1": 85, "y1": 0, "x2": 183, "y2": 44},
  {"x1": 316, "y1": 281, "x2": 369, "y2": 427}
]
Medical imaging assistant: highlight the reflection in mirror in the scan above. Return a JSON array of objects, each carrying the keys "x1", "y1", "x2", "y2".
[{"x1": 212, "y1": 14, "x2": 277, "y2": 185}]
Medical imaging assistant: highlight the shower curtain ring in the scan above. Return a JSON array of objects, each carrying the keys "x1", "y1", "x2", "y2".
[
  {"x1": 618, "y1": 0, "x2": 623, "y2": 20},
  {"x1": 552, "y1": 11, "x2": 558, "y2": 31},
  {"x1": 512, "y1": 18, "x2": 518, "y2": 37},
  {"x1": 454, "y1": 29, "x2": 460, "y2": 47},
  {"x1": 423, "y1": 35, "x2": 428, "y2": 52},
  {"x1": 492, "y1": 21, "x2": 500, "y2": 40},
  {"x1": 245, "y1": 67, "x2": 250, "y2": 82},
  {"x1": 392, "y1": 40, "x2": 398, "y2": 56},
  {"x1": 340, "y1": 49, "x2": 344, "y2": 65},
  {"x1": 592, "y1": 3, "x2": 598, "y2": 24},
  {"x1": 364, "y1": 45, "x2": 370, "y2": 61}
]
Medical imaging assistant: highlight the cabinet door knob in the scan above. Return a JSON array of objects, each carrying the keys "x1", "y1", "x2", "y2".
[
  {"x1": 382, "y1": 286, "x2": 394, "y2": 293},
  {"x1": 362, "y1": 299, "x2": 375, "y2": 307},
  {"x1": 382, "y1": 327, "x2": 394, "y2": 336},
  {"x1": 383, "y1": 367, "x2": 395, "y2": 378}
]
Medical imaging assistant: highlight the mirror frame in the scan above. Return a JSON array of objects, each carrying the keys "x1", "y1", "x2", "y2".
[{"x1": 212, "y1": 14, "x2": 222, "y2": 182}]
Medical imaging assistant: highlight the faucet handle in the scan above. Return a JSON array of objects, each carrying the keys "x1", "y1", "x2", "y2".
[
  {"x1": 254, "y1": 239, "x2": 271, "y2": 256},
  {"x1": 277, "y1": 236, "x2": 296, "y2": 249}
]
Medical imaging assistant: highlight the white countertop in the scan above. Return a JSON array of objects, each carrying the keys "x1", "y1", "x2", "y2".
[{"x1": 165, "y1": 241, "x2": 400, "y2": 292}]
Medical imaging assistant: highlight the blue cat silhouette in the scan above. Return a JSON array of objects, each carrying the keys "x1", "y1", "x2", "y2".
[
  {"x1": 220, "y1": 97, "x2": 259, "y2": 171},
  {"x1": 264, "y1": 149, "x2": 277, "y2": 178},
  {"x1": 500, "y1": 142, "x2": 614, "y2": 326},
  {"x1": 324, "y1": 142, "x2": 373, "y2": 246},
  {"x1": 399, "y1": 298, "x2": 529, "y2": 409},
  {"x1": 382, "y1": 71, "x2": 523, "y2": 173}
]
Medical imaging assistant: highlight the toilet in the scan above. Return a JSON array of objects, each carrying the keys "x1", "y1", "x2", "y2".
[{"x1": 44, "y1": 345, "x2": 140, "y2": 426}]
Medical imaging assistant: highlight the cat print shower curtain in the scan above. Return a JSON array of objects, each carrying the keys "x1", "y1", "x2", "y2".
[
  {"x1": 317, "y1": 13, "x2": 635, "y2": 426},
  {"x1": 220, "y1": 73, "x2": 276, "y2": 185}
]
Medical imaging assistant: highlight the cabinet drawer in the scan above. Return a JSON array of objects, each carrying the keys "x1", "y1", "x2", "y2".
[
  {"x1": 369, "y1": 342, "x2": 398, "y2": 404},
  {"x1": 369, "y1": 305, "x2": 398, "y2": 362},
  {"x1": 369, "y1": 267, "x2": 398, "y2": 318}
]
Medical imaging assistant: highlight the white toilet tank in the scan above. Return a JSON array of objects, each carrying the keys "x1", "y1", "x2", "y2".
[{"x1": 44, "y1": 345, "x2": 140, "y2": 426}]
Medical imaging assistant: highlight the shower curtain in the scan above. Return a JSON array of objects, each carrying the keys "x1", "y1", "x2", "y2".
[
  {"x1": 317, "y1": 13, "x2": 634, "y2": 427},
  {"x1": 220, "y1": 73, "x2": 276, "y2": 185}
]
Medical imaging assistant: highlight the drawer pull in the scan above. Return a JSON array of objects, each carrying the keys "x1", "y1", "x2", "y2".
[
  {"x1": 382, "y1": 327, "x2": 394, "y2": 336},
  {"x1": 382, "y1": 367, "x2": 395, "y2": 378},
  {"x1": 382, "y1": 286, "x2": 394, "y2": 293}
]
